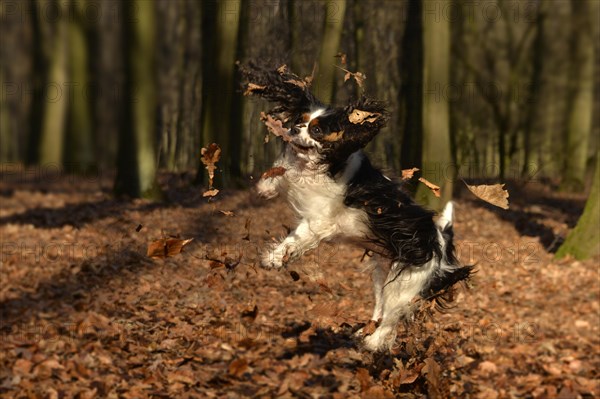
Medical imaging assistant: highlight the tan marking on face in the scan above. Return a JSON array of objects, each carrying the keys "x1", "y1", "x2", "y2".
[
  {"x1": 308, "y1": 118, "x2": 320, "y2": 129},
  {"x1": 323, "y1": 131, "x2": 344, "y2": 142}
]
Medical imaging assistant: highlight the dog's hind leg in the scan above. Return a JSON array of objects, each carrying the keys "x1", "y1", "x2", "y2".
[
  {"x1": 363, "y1": 260, "x2": 437, "y2": 351},
  {"x1": 369, "y1": 257, "x2": 389, "y2": 322}
]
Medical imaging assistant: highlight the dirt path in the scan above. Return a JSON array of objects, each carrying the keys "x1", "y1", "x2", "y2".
[{"x1": 0, "y1": 176, "x2": 598, "y2": 398}]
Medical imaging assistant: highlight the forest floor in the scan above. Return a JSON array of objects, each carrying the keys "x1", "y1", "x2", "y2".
[{"x1": 0, "y1": 172, "x2": 598, "y2": 399}]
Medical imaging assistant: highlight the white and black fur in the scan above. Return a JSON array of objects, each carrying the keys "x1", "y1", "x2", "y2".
[{"x1": 241, "y1": 63, "x2": 473, "y2": 352}]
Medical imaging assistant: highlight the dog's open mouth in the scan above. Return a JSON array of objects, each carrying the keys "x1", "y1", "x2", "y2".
[{"x1": 291, "y1": 142, "x2": 313, "y2": 153}]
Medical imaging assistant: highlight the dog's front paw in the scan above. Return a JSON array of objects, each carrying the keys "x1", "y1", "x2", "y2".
[
  {"x1": 362, "y1": 325, "x2": 395, "y2": 352},
  {"x1": 260, "y1": 243, "x2": 291, "y2": 269},
  {"x1": 256, "y1": 178, "x2": 280, "y2": 200}
]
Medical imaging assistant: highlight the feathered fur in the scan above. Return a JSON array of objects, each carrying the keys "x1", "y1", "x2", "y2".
[{"x1": 240, "y1": 62, "x2": 473, "y2": 352}]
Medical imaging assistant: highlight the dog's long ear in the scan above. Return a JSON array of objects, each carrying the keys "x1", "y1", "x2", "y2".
[
  {"x1": 238, "y1": 61, "x2": 323, "y2": 122},
  {"x1": 339, "y1": 96, "x2": 389, "y2": 147}
]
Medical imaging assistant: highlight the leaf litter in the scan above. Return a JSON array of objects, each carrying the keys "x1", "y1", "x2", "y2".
[{"x1": 0, "y1": 163, "x2": 596, "y2": 397}]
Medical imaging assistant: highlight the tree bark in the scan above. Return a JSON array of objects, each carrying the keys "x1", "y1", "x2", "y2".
[
  {"x1": 64, "y1": 0, "x2": 95, "y2": 173},
  {"x1": 315, "y1": 0, "x2": 346, "y2": 104},
  {"x1": 39, "y1": 0, "x2": 68, "y2": 167},
  {"x1": 399, "y1": 0, "x2": 423, "y2": 173},
  {"x1": 198, "y1": 0, "x2": 241, "y2": 185},
  {"x1": 561, "y1": 0, "x2": 595, "y2": 192},
  {"x1": 114, "y1": 0, "x2": 160, "y2": 199},
  {"x1": 556, "y1": 153, "x2": 600, "y2": 260},
  {"x1": 416, "y1": 0, "x2": 453, "y2": 211}
]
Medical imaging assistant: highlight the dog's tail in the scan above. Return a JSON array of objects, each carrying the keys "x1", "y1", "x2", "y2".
[
  {"x1": 436, "y1": 201, "x2": 454, "y2": 230},
  {"x1": 422, "y1": 201, "x2": 474, "y2": 306}
]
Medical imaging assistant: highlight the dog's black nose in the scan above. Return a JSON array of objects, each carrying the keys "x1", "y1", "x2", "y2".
[{"x1": 291, "y1": 126, "x2": 300, "y2": 135}]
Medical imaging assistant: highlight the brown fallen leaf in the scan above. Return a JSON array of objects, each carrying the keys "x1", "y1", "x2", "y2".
[
  {"x1": 228, "y1": 358, "x2": 248, "y2": 378},
  {"x1": 260, "y1": 112, "x2": 292, "y2": 142},
  {"x1": 317, "y1": 279, "x2": 333, "y2": 294},
  {"x1": 241, "y1": 305, "x2": 258, "y2": 323},
  {"x1": 203, "y1": 188, "x2": 219, "y2": 198},
  {"x1": 243, "y1": 82, "x2": 266, "y2": 96},
  {"x1": 362, "y1": 319, "x2": 378, "y2": 336},
  {"x1": 201, "y1": 143, "x2": 221, "y2": 188},
  {"x1": 478, "y1": 360, "x2": 498, "y2": 376},
  {"x1": 147, "y1": 238, "x2": 194, "y2": 259},
  {"x1": 464, "y1": 182, "x2": 509, "y2": 209},
  {"x1": 261, "y1": 166, "x2": 286, "y2": 179},
  {"x1": 418, "y1": 177, "x2": 441, "y2": 197},
  {"x1": 243, "y1": 218, "x2": 251, "y2": 241},
  {"x1": 219, "y1": 210, "x2": 235, "y2": 216},
  {"x1": 348, "y1": 109, "x2": 381, "y2": 125},
  {"x1": 356, "y1": 368, "x2": 372, "y2": 392},
  {"x1": 422, "y1": 357, "x2": 443, "y2": 399},
  {"x1": 167, "y1": 370, "x2": 195, "y2": 385},
  {"x1": 402, "y1": 167, "x2": 420, "y2": 180},
  {"x1": 398, "y1": 370, "x2": 420, "y2": 385},
  {"x1": 209, "y1": 260, "x2": 225, "y2": 269},
  {"x1": 12, "y1": 359, "x2": 33, "y2": 376}
]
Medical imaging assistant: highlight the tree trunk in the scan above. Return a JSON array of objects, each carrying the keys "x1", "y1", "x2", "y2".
[
  {"x1": 234, "y1": 0, "x2": 291, "y2": 179},
  {"x1": 399, "y1": 0, "x2": 423, "y2": 173},
  {"x1": 356, "y1": 0, "x2": 406, "y2": 172},
  {"x1": 556, "y1": 153, "x2": 600, "y2": 260},
  {"x1": 561, "y1": 0, "x2": 594, "y2": 192},
  {"x1": 114, "y1": 0, "x2": 160, "y2": 199},
  {"x1": 315, "y1": 0, "x2": 346, "y2": 104},
  {"x1": 416, "y1": 0, "x2": 453, "y2": 211},
  {"x1": 64, "y1": 0, "x2": 95, "y2": 173},
  {"x1": 198, "y1": 0, "x2": 241, "y2": 186},
  {"x1": 0, "y1": 62, "x2": 11, "y2": 162},
  {"x1": 39, "y1": 0, "x2": 68, "y2": 166}
]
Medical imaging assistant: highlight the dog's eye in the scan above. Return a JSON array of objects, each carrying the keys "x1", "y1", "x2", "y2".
[{"x1": 311, "y1": 126, "x2": 321, "y2": 134}]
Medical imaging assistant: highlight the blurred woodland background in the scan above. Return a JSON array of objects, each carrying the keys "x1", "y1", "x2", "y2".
[{"x1": 0, "y1": 0, "x2": 598, "y2": 202}]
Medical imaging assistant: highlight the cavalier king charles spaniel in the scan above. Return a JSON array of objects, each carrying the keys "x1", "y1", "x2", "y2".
[{"x1": 240, "y1": 62, "x2": 473, "y2": 352}]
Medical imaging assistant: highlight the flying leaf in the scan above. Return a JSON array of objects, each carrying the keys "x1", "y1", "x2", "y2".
[
  {"x1": 147, "y1": 238, "x2": 194, "y2": 259},
  {"x1": 304, "y1": 62, "x2": 317, "y2": 86},
  {"x1": 261, "y1": 166, "x2": 287, "y2": 179},
  {"x1": 200, "y1": 143, "x2": 221, "y2": 188},
  {"x1": 353, "y1": 71, "x2": 366, "y2": 87},
  {"x1": 277, "y1": 64, "x2": 288, "y2": 74},
  {"x1": 348, "y1": 109, "x2": 381, "y2": 125},
  {"x1": 336, "y1": 66, "x2": 366, "y2": 87},
  {"x1": 402, "y1": 167, "x2": 420, "y2": 180},
  {"x1": 335, "y1": 52, "x2": 348, "y2": 66},
  {"x1": 219, "y1": 210, "x2": 235, "y2": 216},
  {"x1": 260, "y1": 112, "x2": 292, "y2": 142},
  {"x1": 285, "y1": 78, "x2": 307, "y2": 88},
  {"x1": 418, "y1": 177, "x2": 441, "y2": 198},
  {"x1": 243, "y1": 82, "x2": 266, "y2": 96},
  {"x1": 464, "y1": 182, "x2": 510, "y2": 209},
  {"x1": 203, "y1": 188, "x2": 219, "y2": 198}
]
